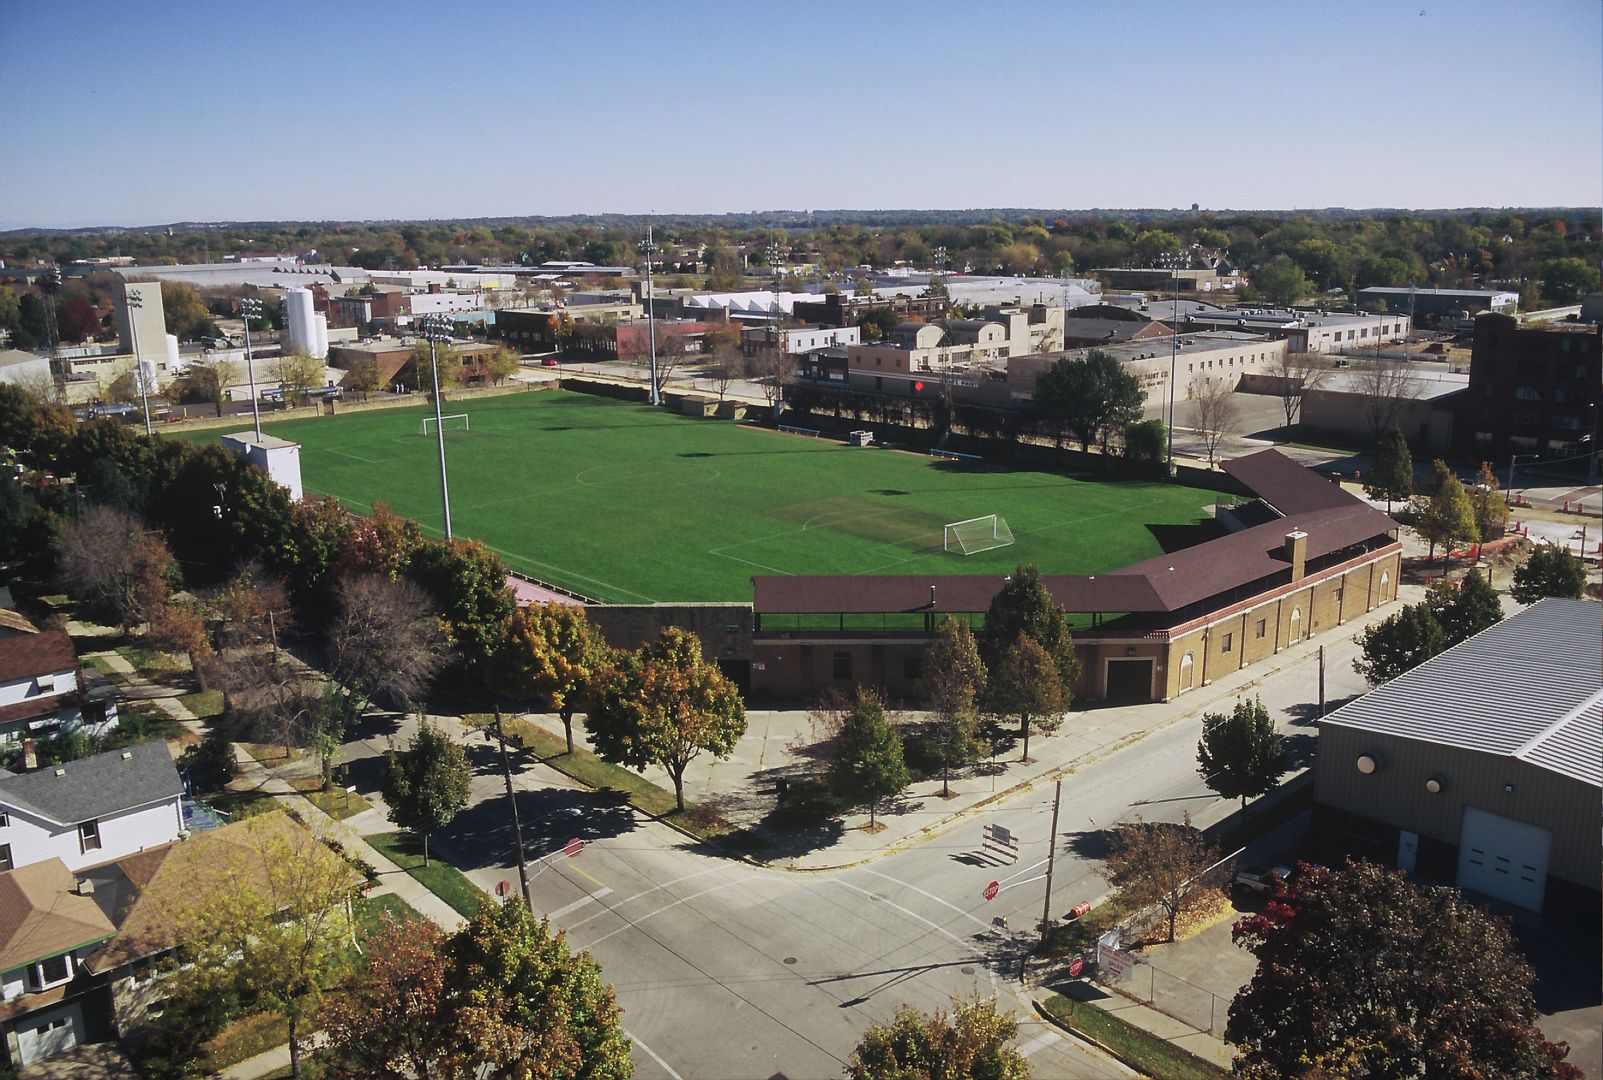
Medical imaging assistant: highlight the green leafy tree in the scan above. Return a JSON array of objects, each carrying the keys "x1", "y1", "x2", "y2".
[
  {"x1": 1253, "y1": 256, "x2": 1311, "y2": 306},
  {"x1": 1196, "y1": 697, "x2": 1286, "y2": 807},
  {"x1": 189, "y1": 360, "x2": 238, "y2": 417},
  {"x1": 496, "y1": 602, "x2": 612, "y2": 754},
  {"x1": 828, "y1": 688, "x2": 910, "y2": 828},
  {"x1": 161, "y1": 280, "x2": 219, "y2": 340},
  {"x1": 1353, "y1": 603, "x2": 1447, "y2": 686},
  {"x1": 1511, "y1": 544, "x2": 1588, "y2": 604},
  {"x1": 482, "y1": 345, "x2": 522, "y2": 386},
  {"x1": 1539, "y1": 256, "x2": 1601, "y2": 305},
  {"x1": 923, "y1": 616, "x2": 987, "y2": 796},
  {"x1": 274, "y1": 353, "x2": 325, "y2": 406},
  {"x1": 1228, "y1": 860, "x2": 1583, "y2": 1080},
  {"x1": 1034, "y1": 349, "x2": 1144, "y2": 452},
  {"x1": 166, "y1": 815, "x2": 359, "y2": 1080},
  {"x1": 588, "y1": 627, "x2": 746, "y2": 811},
  {"x1": 979, "y1": 564, "x2": 1080, "y2": 690},
  {"x1": 852, "y1": 276, "x2": 876, "y2": 297},
  {"x1": 382, "y1": 720, "x2": 472, "y2": 866},
  {"x1": 342, "y1": 351, "x2": 384, "y2": 400},
  {"x1": 448, "y1": 899, "x2": 633, "y2": 1079},
  {"x1": 1471, "y1": 460, "x2": 1511, "y2": 542},
  {"x1": 1415, "y1": 468, "x2": 1477, "y2": 562},
  {"x1": 989, "y1": 635, "x2": 1065, "y2": 763},
  {"x1": 1121, "y1": 418, "x2": 1167, "y2": 478},
  {"x1": 1426, "y1": 569, "x2": 1503, "y2": 646},
  {"x1": 409, "y1": 538, "x2": 517, "y2": 671},
  {"x1": 847, "y1": 995, "x2": 1030, "y2": 1080},
  {"x1": 1099, "y1": 815, "x2": 1216, "y2": 943},
  {"x1": 408, "y1": 339, "x2": 463, "y2": 395},
  {"x1": 1365, "y1": 426, "x2": 1413, "y2": 512}
]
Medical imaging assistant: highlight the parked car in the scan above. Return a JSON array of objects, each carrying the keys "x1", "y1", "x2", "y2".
[
  {"x1": 1234, "y1": 863, "x2": 1293, "y2": 895},
  {"x1": 541, "y1": 357, "x2": 560, "y2": 367}
]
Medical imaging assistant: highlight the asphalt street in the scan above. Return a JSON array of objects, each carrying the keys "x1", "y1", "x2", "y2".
[{"x1": 336, "y1": 629, "x2": 1372, "y2": 1080}]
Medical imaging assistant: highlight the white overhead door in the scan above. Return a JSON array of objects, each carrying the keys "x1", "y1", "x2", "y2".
[
  {"x1": 1457, "y1": 806, "x2": 1551, "y2": 912},
  {"x1": 15, "y1": 1001, "x2": 83, "y2": 1064}
]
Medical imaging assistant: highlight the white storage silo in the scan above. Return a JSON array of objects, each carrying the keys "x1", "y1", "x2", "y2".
[
  {"x1": 164, "y1": 333, "x2": 183, "y2": 373},
  {"x1": 284, "y1": 287, "x2": 317, "y2": 356},
  {"x1": 312, "y1": 313, "x2": 328, "y2": 359}
]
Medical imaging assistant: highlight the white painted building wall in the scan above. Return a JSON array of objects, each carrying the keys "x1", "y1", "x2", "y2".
[
  {"x1": 0, "y1": 667, "x2": 76, "y2": 712},
  {"x1": 0, "y1": 798, "x2": 183, "y2": 874}
]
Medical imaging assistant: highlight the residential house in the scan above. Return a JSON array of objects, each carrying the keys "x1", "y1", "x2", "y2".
[{"x1": 0, "y1": 631, "x2": 118, "y2": 746}]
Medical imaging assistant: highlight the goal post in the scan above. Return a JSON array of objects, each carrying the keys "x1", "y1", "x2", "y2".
[
  {"x1": 419, "y1": 413, "x2": 470, "y2": 435},
  {"x1": 944, "y1": 514, "x2": 1015, "y2": 555}
]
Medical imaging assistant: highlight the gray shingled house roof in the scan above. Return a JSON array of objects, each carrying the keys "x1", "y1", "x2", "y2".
[
  {"x1": 1321, "y1": 598, "x2": 1602, "y2": 787},
  {"x1": 0, "y1": 741, "x2": 183, "y2": 826}
]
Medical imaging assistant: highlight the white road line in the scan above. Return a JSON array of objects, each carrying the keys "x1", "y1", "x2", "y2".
[
  {"x1": 857, "y1": 868, "x2": 995, "y2": 931},
  {"x1": 830, "y1": 879, "x2": 997, "y2": 995},
  {"x1": 547, "y1": 887, "x2": 613, "y2": 922},
  {"x1": 564, "y1": 866, "x2": 723, "y2": 932},
  {"x1": 626, "y1": 1029, "x2": 683, "y2": 1080},
  {"x1": 1017, "y1": 1030, "x2": 1058, "y2": 1058},
  {"x1": 582, "y1": 878, "x2": 757, "y2": 949}
]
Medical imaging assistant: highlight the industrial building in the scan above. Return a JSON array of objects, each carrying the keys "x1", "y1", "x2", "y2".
[
  {"x1": 1313, "y1": 598, "x2": 1601, "y2": 921},
  {"x1": 1459, "y1": 312, "x2": 1601, "y2": 472},
  {"x1": 1358, "y1": 286, "x2": 1519, "y2": 320}
]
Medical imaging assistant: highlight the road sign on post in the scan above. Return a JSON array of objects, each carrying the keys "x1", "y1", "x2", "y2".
[
  {"x1": 564, "y1": 837, "x2": 584, "y2": 858},
  {"x1": 1068, "y1": 955, "x2": 1085, "y2": 978},
  {"x1": 496, "y1": 880, "x2": 511, "y2": 898},
  {"x1": 983, "y1": 880, "x2": 999, "y2": 901}
]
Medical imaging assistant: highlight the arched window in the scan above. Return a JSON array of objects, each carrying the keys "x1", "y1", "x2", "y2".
[
  {"x1": 1179, "y1": 652, "x2": 1195, "y2": 691},
  {"x1": 1289, "y1": 606, "x2": 1303, "y2": 643},
  {"x1": 1379, "y1": 570, "x2": 1391, "y2": 600}
]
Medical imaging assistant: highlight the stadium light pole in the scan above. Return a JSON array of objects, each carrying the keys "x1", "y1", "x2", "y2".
[
  {"x1": 421, "y1": 314, "x2": 455, "y2": 540},
  {"x1": 238, "y1": 297, "x2": 264, "y2": 440},
  {"x1": 639, "y1": 226, "x2": 660, "y2": 406},
  {"x1": 124, "y1": 290, "x2": 154, "y2": 436},
  {"x1": 1157, "y1": 251, "x2": 1186, "y2": 477}
]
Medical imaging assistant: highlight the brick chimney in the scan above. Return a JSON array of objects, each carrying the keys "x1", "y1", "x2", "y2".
[
  {"x1": 21, "y1": 738, "x2": 36, "y2": 770},
  {"x1": 1285, "y1": 530, "x2": 1308, "y2": 582}
]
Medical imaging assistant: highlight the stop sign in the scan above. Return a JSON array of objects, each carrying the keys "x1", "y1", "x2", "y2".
[
  {"x1": 1068, "y1": 955, "x2": 1085, "y2": 977},
  {"x1": 564, "y1": 837, "x2": 584, "y2": 858},
  {"x1": 983, "y1": 880, "x2": 999, "y2": 901},
  {"x1": 496, "y1": 880, "x2": 511, "y2": 897}
]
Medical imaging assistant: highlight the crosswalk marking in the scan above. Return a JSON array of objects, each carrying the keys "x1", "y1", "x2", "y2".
[{"x1": 548, "y1": 887, "x2": 613, "y2": 921}]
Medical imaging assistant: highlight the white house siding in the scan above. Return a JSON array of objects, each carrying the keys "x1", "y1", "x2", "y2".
[
  {"x1": 0, "y1": 798, "x2": 182, "y2": 873},
  {"x1": 1, "y1": 969, "x2": 25, "y2": 1002},
  {"x1": 0, "y1": 668, "x2": 77, "y2": 711}
]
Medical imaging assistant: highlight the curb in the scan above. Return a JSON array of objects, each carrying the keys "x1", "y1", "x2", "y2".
[{"x1": 1031, "y1": 998, "x2": 1147, "y2": 1076}]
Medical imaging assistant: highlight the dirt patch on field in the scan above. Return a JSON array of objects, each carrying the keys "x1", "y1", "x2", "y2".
[{"x1": 770, "y1": 496, "x2": 952, "y2": 550}]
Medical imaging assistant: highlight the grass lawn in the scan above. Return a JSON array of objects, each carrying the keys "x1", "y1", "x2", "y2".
[
  {"x1": 207, "y1": 787, "x2": 284, "y2": 820},
  {"x1": 353, "y1": 891, "x2": 415, "y2": 942},
  {"x1": 291, "y1": 775, "x2": 374, "y2": 820},
  {"x1": 495, "y1": 716, "x2": 680, "y2": 818},
  {"x1": 366, "y1": 831, "x2": 485, "y2": 918},
  {"x1": 178, "y1": 688, "x2": 225, "y2": 719},
  {"x1": 175, "y1": 391, "x2": 1228, "y2": 602},
  {"x1": 197, "y1": 1009, "x2": 290, "y2": 1074},
  {"x1": 1040, "y1": 993, "x2": 1228, "y2": 1079}
]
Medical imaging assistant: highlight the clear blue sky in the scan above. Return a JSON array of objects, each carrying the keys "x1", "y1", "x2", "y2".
[{"x1": 3, "y1": 0, "x2": 1599, "y2": 227}]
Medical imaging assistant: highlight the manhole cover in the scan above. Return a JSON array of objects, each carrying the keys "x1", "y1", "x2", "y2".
[
  {"x1": 783, "y1": 956, "x2": 797, "y2": 965},
  {"x1": 961, "y1": 967, "x2": 975, "y2": 975}
]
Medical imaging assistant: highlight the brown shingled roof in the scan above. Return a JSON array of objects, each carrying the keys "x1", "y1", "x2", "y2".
[
  {"x1": 0, "y1": 859, "x2": 117, "y2": 973},
  {"x1": 0, "y1": 631, "x2": 77, "y2": 685},
  {"x1": 1222, "y1": 450, "x2": 1354, "y2": 516}
]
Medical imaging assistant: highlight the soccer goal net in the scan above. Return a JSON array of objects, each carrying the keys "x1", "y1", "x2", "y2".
[
  {"x1": 420, "y1": 414, "x2": 470, "y2": 436},
  {"x1": 944, "y1": 514, "x2": 1015, "y2": 555}
]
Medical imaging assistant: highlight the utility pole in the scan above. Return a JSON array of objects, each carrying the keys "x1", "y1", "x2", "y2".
[
  {"x1": 1040, "y1": 779, "x2": 1062, "y2": 946},
  {"x1": 641, "y1": 226, "x2": 660, "y2": 406},
  {"x1": 1318, "y1": 645, "x2": 1326, "y2": 718},
  {"x1": 493, "y1": 707, "x2": 534, "y2": 913}
]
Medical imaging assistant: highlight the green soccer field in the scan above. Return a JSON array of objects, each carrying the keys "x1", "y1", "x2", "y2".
[{"x1": 209, "y1": 391, "x2": 1226, "y2": 603}]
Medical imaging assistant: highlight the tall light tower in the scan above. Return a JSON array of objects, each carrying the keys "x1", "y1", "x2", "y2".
[
  {"x1": 420, "y1": 314, "x2": 455, "y2": 540},
  {"x1": 124, "y1": 290, "x2": 155, "y2": 436},
  {"x1": 1156, "y1": 251, "x2": 1186, "y2": 476},
  {"x1": 639, "y1": 226, "x2": 660, "y2": 406},
  {"x1": 238, "y1": 297, "x2": 264, "y2": 440}
]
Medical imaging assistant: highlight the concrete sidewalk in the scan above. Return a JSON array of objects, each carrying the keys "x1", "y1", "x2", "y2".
[{"x1": 514, "y1": 584, "x2": 1416, "y2": 871}]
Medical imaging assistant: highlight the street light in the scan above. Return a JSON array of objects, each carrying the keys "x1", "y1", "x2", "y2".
[
  {"x1": 1156, "y1": 251, "x2": 1187, "y2": 476},
  {"x1": 639, "y1": 226, "x2": 660, "y2": 406},
  {"x1": 238, "y1": 297, "x2": 264, "y2": 440},
  {"x1": 1505, "y1": 452, "x2": 1540, "y2": 507},
  {"x1": 124, "y1": 290, "x2": 154, "y2": 436},
  {"x1": 420, "y1": 314, "x2": 455, "y2": 540}
]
